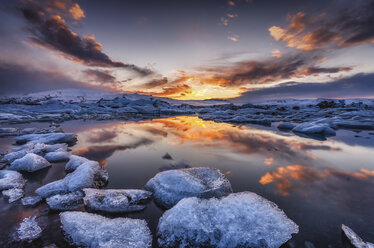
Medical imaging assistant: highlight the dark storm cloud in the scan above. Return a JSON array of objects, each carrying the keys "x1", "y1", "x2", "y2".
[
  {"x1": 0, "y1": 61, "x2": 105, "y2": 95},
  {"x1": 142, "y1": 77, "x2": 169, "y2": 89},
  {"x1": 19, "y1": 2, "x2": 153, "y2": 76},
  {"x1": 197, "y1": 53, "x2": 352, "y2": 87},
  {"x1": 269, "y1": 0, "x2": 374, "y2": 50},
  {"x1": 84, "y1": 69, "x2": 118, "y2": 84},
  {"x1": 234, "y1": 73, "x2": 374, "y2": 102}
]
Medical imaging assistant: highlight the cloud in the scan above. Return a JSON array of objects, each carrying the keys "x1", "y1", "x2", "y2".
[
  {"x1": 0, "y1": 61, "x2": 109, "y2": 95},
  {"x1": 86, "y1": 129, "x2": 118, "y2": 143},
  {"x1": 84, "y1": 69, "x2": 118, "y2": 84},
  {"x1": 269, "y1": 1, "x2": 374, "y2": 51},
  {"x1": 18, "y1": 1, "x2": 153, "y2": 76},
  {"x1": 234, "y1": 72, "x2": 374, "y2": 102},
  {"x1": 271, "y1": 49, "x2": 282, "y2": 58},
  {"x1": 151, "y1": 84, "x2": 192, "y2": 97},
  {"x1": 142, "y1": 77, "x2": 169, "y2": 89},
  {"x1": 69, "y1": 3, "x2": 85, "y2": 20}
]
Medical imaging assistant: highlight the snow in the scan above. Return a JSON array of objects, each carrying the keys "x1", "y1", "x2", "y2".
[
  {"x1": 83, "y1": 188, "x2": 152, "y2": 213},
  {"x1": 9, "y1": 153, "x2": 51, "y2": 172},
  {"x1": 21, "y1": 196, "x2": 42, "y2": 206},
  {"x1": 15, "y1": 133, "x2": 77, "y2": 145},
  {"x1": 46, "y1": 191, "x2": 84, "y2": 210},
  {"x1": 15, "y1": 216, "x2": 42, "y2": 242},
  {"x1": 65, "y1": 155, "x2": 89, "y2": 171},
  {"x1": 60, "y1": 211, "x2": 152, "y2": 248},
  {"x1": 2, "y1": 188, "x2": 24, "y2": 203},
  {"x1": 0, "y1": 170, "x2": 26, "y2": 190},
  {"x1": 44, "y1": 151, "x2": 70, "y2": 162},
  {"x1": 157, "y1": 192, "x2": 299, "y2": 248},
  {"x1": 36, "y1": 161, "x2": 108, "y2": 198},
  {"x1": 342, "y1": 225, "x2": 374, "y2": 248},
  {"x1": 145, "y1": 167, "x2": 232, "y2": 209}
]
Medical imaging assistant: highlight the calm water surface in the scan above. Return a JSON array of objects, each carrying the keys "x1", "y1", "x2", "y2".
[{"x1": 1, "y1": 116, "x2": 373, "y2": 247}]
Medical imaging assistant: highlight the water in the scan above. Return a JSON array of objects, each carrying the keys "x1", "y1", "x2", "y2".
[{"x1": 1, "y1": 116, "x2": 374, "y2": 247}]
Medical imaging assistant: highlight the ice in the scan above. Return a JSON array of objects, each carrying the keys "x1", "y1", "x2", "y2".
[
  {"x1": 36, "y1": 161, "x2": 108, "y2": 198},
  {"x1": 0, "y1": 170, "x2": 26, "y2": 190},
  {"x1": 4, "y1": 150, "x2": 28, "y2": 163},
  {"x1": 60, "y1": 211, "x2": 152, "y2": 248},
  {"x1": 157, "y1": 192, "x2": 299, "y2": 248},
  {"x1": 15, "y1": 133, "x2": 77, "y2": 145},
  {"x1": 46, "y1": 191, "x2": 84, "y2": 210},
  {"x1": 44, "y1": 151, "x2": 70, "y2": 162},
  {"x1": 65, "y1": 155, "x2": 89, "y2": 171},
  {"x1": 9, "y1": 153, "x2": 51, "y2": 172},
  {"x1": 83, "y1": 188, "x2": 152, "y2": 213},
  {"x1": 2, "y1": 188, "x2": 24, "y2": 203},
  {"x1": 145, "y1": 167, "x2": 232, "y2": 209},
  {"x1": 22, "y1": 196, "x2": 43, "y2": 206},
  {"x1": 292, "y1": 121, "x2": 336, "y2": 136},
  {"x1": 277, "y1": 122, "x2": 296, "y2": 130},
  {"x1": 342, "y1": 225, "x2": 373, "y2": 248},
  {"x1": 14, "y1": 216, "x2": 42, "y2": 242},
  {"x1": 0, "y1": 127, "x2": 19, "y2": 136}
]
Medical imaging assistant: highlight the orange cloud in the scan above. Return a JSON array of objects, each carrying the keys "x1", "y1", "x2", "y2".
[
  {"x1": 69, "y1": 3, "x2": 85, "y2": 20},
  {"x1": 271, "y1": 49, "x2": 282, "y2": 58}
]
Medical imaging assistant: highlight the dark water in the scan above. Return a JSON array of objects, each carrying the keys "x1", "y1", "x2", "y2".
[{"x1": 1, "y1": 116, "x2": 374, "y2": 247}]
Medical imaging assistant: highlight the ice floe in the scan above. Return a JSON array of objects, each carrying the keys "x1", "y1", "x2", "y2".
[
  {"x1": 60, "y1": 211, "x2": 152, "y2": 248},
  {"x1": 157, "y1": 192, "x2": 299, "y2": 248},
  {"x1": 36, "y1": 161, "x2": 108, "y2": 198},
  {"x1": 145, "y1": 167, "x2": 232, "y2": 209},
  {"x1": 0, "y1": 170, "x2": 26, "y2": 190},
  {"x1": 83, "y1": 188, "x2": 152, "y2": 213},
  {"x1": 342, "y1": 225, "x2": 374, "y2": 248},
  {"x1": 21, "y1": 196, "x2": 42, "y2": 206},
  {"x1": 46, "y1": 191, "x2": 84, "y2": 211},
  {"x1": 15, "y1": 133, "x2": 77, "y2": 145},
  {"x1": 65, "y1": 155, "x2": 89, "y2": 171},
  {"x1": 44, "y1": 151, "x2": 70, "y2": 162},
  {"x1": 14, "y1": 216, "x2": 42, "y2": 242},
  {"x1": 9, "y1": 153, "x2": 51, "y2": 172}
]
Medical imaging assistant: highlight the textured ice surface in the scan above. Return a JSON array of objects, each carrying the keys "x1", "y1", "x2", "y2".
[
  {"x1": 9, "y1": 153, "x2": 50, "y2": 172},
  {"x1": 145, "y1": 167, "x2": 232, "y2": 209},
  {"x1": 292, "y1": 121, "x2": 336, "y2": 136},
  {"x1": 83, "y1": 188, "x2": 152, "y2": 213},
  {"x1": 65, "y1": 155, "x2": 89, "y2": 171},
  {"x1": 60, "y1": 211, "x2": 152, "y2": 248},
  {"x1": 36, "y1": 161, "x2": 108, "y2": 198},
  {"x1": 342, "y1": 225, "x2": 374, "y2": 248},
  {"x1": 15, "y1": 216, "x2": 42, "y2": 242},
  {"x1": 22, "y1": 196, "x2": 42, "y2": 206},
  {"x1": 2, "y1": 188, "x2": 24, "y2": 203},
  {"x1": 15, "y1": 133, "x2": 77, "y2": 145},
  {"x1": 157, "y1": 192, "x2": 299, "y2": 248},
  {"x1": 0, "y1": 170, "x2": 26, "y2": 190},
  {"x1": 4, "y1": 150, "x2": 28, "y2": 163},
  {"x1": 46, "y1": 191, "x2": 83, "y2": 210},
  {"x1": 44, "y1": 151, "x2": 70, "y2": 162}
]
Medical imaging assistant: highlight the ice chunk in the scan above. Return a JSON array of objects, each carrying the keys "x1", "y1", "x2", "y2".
[
  {"x1": 44, "y1": 151, "x2": 70, "y2": 162},
  {"x1": 292, "y1": 122, "x2": 336, "y2": 136},
  {"x1": 4, "y1": 150, "x2": 28, "y2": 163},
  {"x1": 46, "y1": 191, "x2": 83, "y2": 210},
  {"x1": 9, "y1": 153, "x2": 50, "y2": 172},
  {"x1": 83, "y1": 188, "x2": 152, "y2": 213},
  {"x1": 22, "y1": 196, "x2": 42, "y2": 206},
  {"x1": 36, "y1": 161, "x2": 108, "y2": 198},
  {"x1": 145, "y1": 167, "x2": 232, "y2": 209},
  {"x1": 157, "y1": 192, "x2": 299, "y2": 248},
  {"x1": 0, "y1": 127, "x2": 19, "y2": 136},
  {"x1": 15, "y1": 133, "x2": 77, "y2": 145},
  {"x1": 277, "y1": 122, "x2": 296, "y2": 130},
  {"x1": 342, "y1": 224, "x2": 373, "y2": 248},
  {"x1": 2, "y1": 188, "x2": 24, "y2": 203},
  {"x1": 60, "y1": 211, "x2": 152, "y2": 248},
  {"x1": 65, "y1": 155, "x2": 89, "y2": 171},
  {"x1": 0, "y1": 170, "x2": 26, "y2": 190},
  {"x1": 14, "y1": 216, "x2": 42, "y2": 242}
]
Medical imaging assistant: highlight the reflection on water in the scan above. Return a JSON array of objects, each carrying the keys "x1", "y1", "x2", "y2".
[{"x1": 1, "y1": 116, "x2": 374, "y2": 247}]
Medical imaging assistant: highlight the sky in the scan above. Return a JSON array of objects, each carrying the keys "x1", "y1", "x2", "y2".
[{"x1": 0, "y1": 0, "x2": 373, "y2": 100}]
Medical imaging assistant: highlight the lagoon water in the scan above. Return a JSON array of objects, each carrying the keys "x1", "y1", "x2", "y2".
[{"x1": 1, "y1": 116, "x2": 373, "y2": 247}]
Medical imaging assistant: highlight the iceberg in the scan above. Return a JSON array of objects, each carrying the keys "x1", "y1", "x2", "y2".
[
  {"x1": 157, "y1": 192, "x2": 299, "y2": 248},
  {"x1": 83, "y1": 188, "x2": 152, "y2": 213},
  {"x1": 9, "y1": 153, "x2": 51, "y2": 172},
  {"x1": 60, "y1": 211, "x2": 152, "y2": 248},
  {"x1": 36, "y1": 161, "x2": 108, "y2": 198},
  {"x1": 145, "y1": 167, "x2": 232, "y2": 209},
  {"x1": 342, "y1": 225, "x2": 374, "y2": 248}
]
